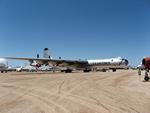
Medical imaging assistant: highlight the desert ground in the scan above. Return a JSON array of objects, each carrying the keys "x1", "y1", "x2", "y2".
[{"x1": 0, "y1": 70, "x2": 150, "y2": 113}]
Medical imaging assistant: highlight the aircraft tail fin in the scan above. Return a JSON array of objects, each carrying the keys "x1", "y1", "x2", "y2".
[{"x1": 43, "y1": 48, "x2": 52, "y2": 59}]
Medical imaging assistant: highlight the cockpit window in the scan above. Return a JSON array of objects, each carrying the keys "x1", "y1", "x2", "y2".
[{"x1": 142, "y1": 59, "x2": 145, "y2": 65}]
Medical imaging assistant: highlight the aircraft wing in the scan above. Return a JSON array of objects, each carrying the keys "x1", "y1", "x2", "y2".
[
  {"x1": 49, "y1": 59, "x2": 88, "y2": 68},
  {"x1": 4, "y1": 57, "x2": 41, "y2": 61},
  {"x1": 4, "y1": 57, "x2": 88, "y2": 68}
]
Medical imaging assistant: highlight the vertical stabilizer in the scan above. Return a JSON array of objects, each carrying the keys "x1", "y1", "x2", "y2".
[{"x1": 43, "y1": 48, "x2": 51, "y2": 59}]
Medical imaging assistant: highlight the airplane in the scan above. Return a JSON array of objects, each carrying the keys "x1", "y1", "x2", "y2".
[
  {"x1": 0, "y1": 58, "x2": 8, "y2": 73},
  {"x1": 138, "y1": 57, "x2": 150, "y2": 81},
  {"x1": 3, "y1": 48, "x2": 129, "y2": 73},
  {"x1": 21, "y1": 65, "x2": 37, "y2": 72},
  {"x1": 8, "y1": 65, "x2": 37, "y2": 72},
  {"x1": 38, "y1": 65, "x2": 52, "y2": 72},
  {"x1": 7, "y1": 66, "x2": 16, "y2": 72},
  {"x1": 7, "y1": 66, "x2": 22, "y2": 72}
]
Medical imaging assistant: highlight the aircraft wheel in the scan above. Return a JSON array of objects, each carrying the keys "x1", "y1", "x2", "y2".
[
  {"x1": 83, "y1": 70, "x2": 90, "y2": 72},
  {"x1": 144, "y1": 76, "x2": 149, "y2": 81},
  {"x1": 112, "y1": 69, "x2": 116, "y2": 72},
  {"x1": 61, "y1": 70, "x2": 65, "y2": 72},
  {"x1": 83, "y1": 68, "x2": 91, "y2": 72},
  {"x1": 102, "y1": 69, "x2": 106, "y2": 72},
  {"x1": 65, "y1": 69, "x2": 72, "y2": 73}
]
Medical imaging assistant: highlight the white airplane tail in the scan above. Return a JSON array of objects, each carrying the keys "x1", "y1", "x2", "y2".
[
  {"x1": 36, "y1": 48, "x2": 52, "y2": 59},
  {"x1": 43, "y1": 48, "x2": 52, "y2": 59}
]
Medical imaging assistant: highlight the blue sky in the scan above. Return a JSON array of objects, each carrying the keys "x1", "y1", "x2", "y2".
[{"x1": 0, "y1": 0, "x2": 150, "y2": 66}]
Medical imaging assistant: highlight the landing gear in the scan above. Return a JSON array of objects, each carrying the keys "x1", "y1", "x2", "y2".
[
  {"x1": 144, "y1": 71, "x2": 150, "y2": 81},
  {"x1": 83, "y1": 68, "x2": 91, "y2": 73},
  {"x1": 138, "y1": 69, "x2": 150, "y2": 81},
  {"x1": 112, "y1": 69, "x2": 116, "y2": 72},
  {"x1": 61, "y1": 68, "x2": 73, "y2": 73},
  {"x1": 102, "y1": 69, "x2": 106, "y2": 72},
  {"x1": 65, "y1": 69, "x2": 72, "y2": 73},
  {"x1": 83, "y1": 70, "x2": 90, "y2": 72},
  {"x1": 0, "y1": 71, "x2": 7, "y2": 73}
]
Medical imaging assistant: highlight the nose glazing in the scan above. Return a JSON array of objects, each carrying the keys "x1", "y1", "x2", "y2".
[{"x1": 122, "y1": 59, "x2": 128, "y2": 65}]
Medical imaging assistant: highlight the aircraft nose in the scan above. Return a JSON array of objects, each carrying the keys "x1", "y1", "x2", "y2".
[{"x1": 122, "y1": 59, "x2": 129, "y2": 65}]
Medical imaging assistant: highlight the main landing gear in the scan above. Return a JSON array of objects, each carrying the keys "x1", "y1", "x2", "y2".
[
  {"x1": 1, "y1": 71, "x2": 7, "y2": 73},
  {"x1": 61, "y1": 69, "x2": 73, "y2": 73},
  {"x1": 144, "y1": 71, "x2": 150, "y2": 81},
  {"x1": 139, "y1": 69, "x2": 150, "y2": 81}
]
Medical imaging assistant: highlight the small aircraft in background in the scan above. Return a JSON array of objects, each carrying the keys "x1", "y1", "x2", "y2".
[
  {"x1": 3, "y1": 48, "x2": 129, "y2": 73},
  {"x1": 0, "y1": 58, "x2": 8, "y2": 73},
  {"x1": 138, "y1": 57, "x2": 150, "y2": 81}
]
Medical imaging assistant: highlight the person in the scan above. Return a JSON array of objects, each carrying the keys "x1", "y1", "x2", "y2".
[{"x1": 138, "y1": 69, "x2": 141, "y2": 75}]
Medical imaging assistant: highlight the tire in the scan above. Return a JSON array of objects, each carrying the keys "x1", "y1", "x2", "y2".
[
  {"x1": 83, "y1": 70, "x2": 90, "y2": 72},
  {"x1": 144, "y1": 76, "x2": 149, "y2": 81},
  {"x1": 65, "y1": 69, "x2": 72, "y2": 73},
  {"x1": 112, "y1": 69, "x2": 116, "y2": 72},
  {"x1": 102, "y1": 69, "x2": 106, "y2": 72},
  {"x1": 61, "y1": 70, "x2": 65, "y2": 72}
]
